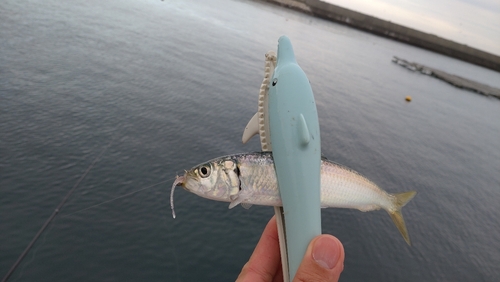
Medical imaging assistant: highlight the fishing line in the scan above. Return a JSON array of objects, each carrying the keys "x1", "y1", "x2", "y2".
[
  {"x1": 5, "y1": 165, "x2": 174, "y2": 281},
  {"x1": 1, "y1": 139, "x2": 112, "y2": 282},
  {"x1": 11, "y1": 221, "x2": 57, "y2": 282},
  {"x1": 60, "y1": 179, "x2": 172, "y2": 218}
]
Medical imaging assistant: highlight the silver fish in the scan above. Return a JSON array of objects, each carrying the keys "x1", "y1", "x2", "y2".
[{"x1": 171, "y1": 152, "x2": 417, "y2": 245}]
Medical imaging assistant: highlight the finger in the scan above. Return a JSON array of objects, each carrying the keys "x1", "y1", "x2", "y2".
[
  {"x1": 293, "y1": 234, "x2": 345, "y2": 282},
  {"x1": 236, "y1": 216, "x2": 282, "y2": 282},
  {"x1": 272, "y1": 262, "x2": 283, "y2": 282}
]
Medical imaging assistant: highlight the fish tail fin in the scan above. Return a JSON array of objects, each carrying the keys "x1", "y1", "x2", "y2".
[{"x1": 388, "y1": 191, "x2": 417, "y2": 246}]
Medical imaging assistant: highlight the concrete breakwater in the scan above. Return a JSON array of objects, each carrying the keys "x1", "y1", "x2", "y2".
[
  {"x1": 392, "y1": 57, "x2": 500, "y2": 99},
  {"x1": 259, "y1": 0, "x2": 500, "y2": 72}
]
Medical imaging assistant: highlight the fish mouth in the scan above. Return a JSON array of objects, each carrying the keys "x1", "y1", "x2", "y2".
[{"x1": 170, "y1": 175, "x2": 185, "y2": 219}]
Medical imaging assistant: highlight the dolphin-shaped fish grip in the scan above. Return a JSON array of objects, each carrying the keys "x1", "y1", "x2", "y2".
[{"x1": 242, "y1": 36, "x2": 322, "y2": 281}]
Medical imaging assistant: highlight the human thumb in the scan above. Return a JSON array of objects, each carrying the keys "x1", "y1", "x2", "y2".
[{"x1": 293, "y1": 235, "x2": 345, "y2": 282}]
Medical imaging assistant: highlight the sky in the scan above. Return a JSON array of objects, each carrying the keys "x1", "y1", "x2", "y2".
[{"x1": 324, "y1": 0, "x2": 500, "y2": 56}]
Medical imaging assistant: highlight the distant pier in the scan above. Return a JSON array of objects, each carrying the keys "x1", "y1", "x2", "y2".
[
  {"x1": 392, "y1": 57, "x2": 500, "y2": 99},
  {"x1": 258, "y1": 0, "x2": 500, "y2": 72}
]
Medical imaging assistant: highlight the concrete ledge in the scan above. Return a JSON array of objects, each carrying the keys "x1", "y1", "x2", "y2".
[{"x1": 393, "y1": 57, "x2": 500, "y2": 99}]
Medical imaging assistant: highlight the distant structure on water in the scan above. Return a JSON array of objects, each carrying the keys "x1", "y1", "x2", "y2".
[{"x1": 259, "y1": 0, "x2": 500, "y2": 72}]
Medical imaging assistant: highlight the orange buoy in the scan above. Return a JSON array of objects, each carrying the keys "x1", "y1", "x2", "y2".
[{"x1": 405, "y1": 96, "x2": 412, "y2": 102}]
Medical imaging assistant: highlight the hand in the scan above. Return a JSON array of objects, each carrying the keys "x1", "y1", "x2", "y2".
[{"x1": 236, "y1": 216, "x2": 345, "y2": 282}]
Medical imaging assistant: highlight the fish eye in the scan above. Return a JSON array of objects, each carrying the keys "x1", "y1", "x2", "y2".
[{"x1": 198, "y1": 165, "x2": 211, "y2": 178}]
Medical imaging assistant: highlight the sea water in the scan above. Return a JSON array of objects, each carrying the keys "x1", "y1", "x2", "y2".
[{"x1": 1, "y1": 0, "x2": 499, "y2": 281}]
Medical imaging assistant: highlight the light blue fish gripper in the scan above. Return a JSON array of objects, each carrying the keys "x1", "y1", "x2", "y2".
[{"x1": 268, "y1": 36, "x2": 322, "y2": 280}]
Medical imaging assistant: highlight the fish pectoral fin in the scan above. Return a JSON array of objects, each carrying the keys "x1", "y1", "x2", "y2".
[
  {"x1": 241, "y1": 203, "x2": 253, "y2": 209},
  {"x1": 228, "y1": 198, "x2": 244, "y2": 209},
  {"x1": 228, "y1": 190, "x2": 252, "y2": 209}
]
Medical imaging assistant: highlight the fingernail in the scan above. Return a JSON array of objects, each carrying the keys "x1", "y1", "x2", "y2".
[{"x1": 312, "y1": 236, "x2": 340, "y2": 270}]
